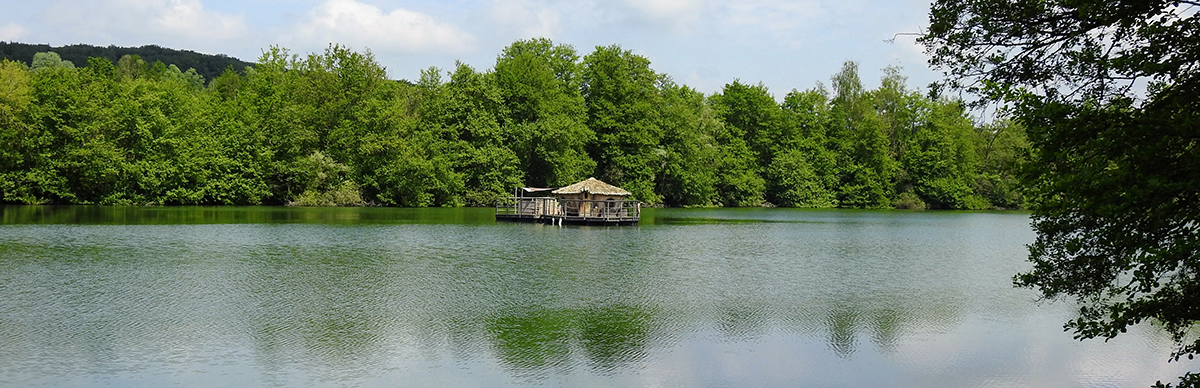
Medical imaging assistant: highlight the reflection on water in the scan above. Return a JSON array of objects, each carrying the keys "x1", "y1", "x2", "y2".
[
  {"x1": 486, "y1": 305, "x2": 650, "y2": 377},
  {"x1": 0, "y1": 206, "x2": 1195, "y2": 387}
]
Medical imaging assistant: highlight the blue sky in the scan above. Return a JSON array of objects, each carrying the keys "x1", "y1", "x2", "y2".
[{"x1": 0, "y1": 0, "x2": 937, "y2": 97}]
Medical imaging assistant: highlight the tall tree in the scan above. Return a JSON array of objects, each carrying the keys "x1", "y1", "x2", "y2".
[
  {"x1": 422, "y1": 62, "x2": 523, "y2": 206},
  {"x1": 116, "y1": 54, "x2": 148, "y2": 80},
  {"x1": 30, "y1": 52, "x2": 74, "y2": 70},
  {"x1": 773, "y1": 87, "x2": 838, "y2": 207},
  {"x1": 0, "y1": 60, "x2": 35, "y2": 203},
  {"x1": 829, "y1": 62, "x2": 896, "y2": 208},
  {"x1": 655, "y1": 81, "x2": 720, "y2": 207},
  {"x1": 971, "y1": 119, "x2": 1028, "y2": 209},
  {"x1": 901, "y1": 98, "x2": 983, "y2": 209},
  {"x1": 923, "y1": 0, "x2": 1200, "y2": 386},
  {"x1": 19, "y1": 58, "x2": 123, "y2": 203},
  {"x1": 494, "y1": 38, "x2": 595, "y2": 187},
  {"x1": 582, "y1": 45, "x2": 662, "y2": 203},
  {"x1": 711, "y1": 81, "x2": 784, "y2": 171},
  {"x1": 707, "y1": 81, "x2": 775, "y2": 207}
]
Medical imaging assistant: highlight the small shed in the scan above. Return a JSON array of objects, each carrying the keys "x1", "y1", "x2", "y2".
[{"x1": 552, "y1": 178, "x2": 634, "y2": 218}]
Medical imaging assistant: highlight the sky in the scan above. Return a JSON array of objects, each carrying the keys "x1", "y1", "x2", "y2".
[{"x1": 0, "y1": 0, "x2": 938, "y2": 98}]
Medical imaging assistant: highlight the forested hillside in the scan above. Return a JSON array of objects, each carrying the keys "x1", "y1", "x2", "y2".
[
  {"x1": 0, "y1": 40, "x2": 1027, "y2": 209},
  {"x1": 0, "y1": 42, "x2": 253, "y2": 82}
]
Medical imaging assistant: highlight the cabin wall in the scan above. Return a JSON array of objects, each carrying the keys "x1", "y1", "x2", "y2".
[{"x1": 555, "y1": 193, "x2": 630, "y2": 217}]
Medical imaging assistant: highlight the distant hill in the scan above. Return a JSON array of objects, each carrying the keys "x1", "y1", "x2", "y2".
[{"x1": 0, "y1": 42, "x2": 255, "y2": 82}]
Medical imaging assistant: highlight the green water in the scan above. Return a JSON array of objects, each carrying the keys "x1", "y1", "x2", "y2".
[{"x1": 0, "y1": 206, "x2": 1193, "y2": 387}]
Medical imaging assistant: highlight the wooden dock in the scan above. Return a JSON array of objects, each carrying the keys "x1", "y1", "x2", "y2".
[{"x1": 495, "y1": 197, "x2": 640, "y2": 225}]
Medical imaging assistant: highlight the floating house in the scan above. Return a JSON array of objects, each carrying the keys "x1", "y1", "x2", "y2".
[{"x1": 496, "y1": 178, "x2": 640, "y2": 225}]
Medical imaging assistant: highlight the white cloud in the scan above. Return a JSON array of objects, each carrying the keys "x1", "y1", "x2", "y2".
[
  {"x1": 41, "y1": 0, "x2": 248, "y2": 50},
  {"x1": 618, "y1": 0, "x2": 704, "y2": 31},
  {"x1": 621, "y1": 0, "x2": 703, "y2": 17},
  {"x1": 0, "y1": 23, "x2": 25, "y2": 41},
  {"x1": 720, "y1": 0, "x2": 825, "y2": 32},
  {"x1": 145, "y1": 0, "x2": 247, "y2": 41},
  {"x1": 291, "y1": 0, "x2": 474, "y2": 53},
  {"x1": 583, "y1": 0, "x2": 828, "y2": 40},
  {"x1": 46, "y1": 0, "x2": 249, "y2": 42},
  {"x1": 483, "y1": 0, "x2": 564, "y2": 40}
]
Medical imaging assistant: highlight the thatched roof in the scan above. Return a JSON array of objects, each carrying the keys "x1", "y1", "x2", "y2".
[{"x1": 552, "y1": 177, "x2": 632, "y2": 196}]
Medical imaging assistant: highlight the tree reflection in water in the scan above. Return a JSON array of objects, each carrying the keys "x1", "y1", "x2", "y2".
[
  {"x1": 1, "y1": 208, "x2": 1188, "y2": 387},
  {"x1": 485, "y1": 304, "x2": 651, "y2": 379}
]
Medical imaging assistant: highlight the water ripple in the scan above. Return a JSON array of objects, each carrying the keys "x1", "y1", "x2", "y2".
[{"x1": 0, "y1": 208, "x2": 1195, "y2": 387}]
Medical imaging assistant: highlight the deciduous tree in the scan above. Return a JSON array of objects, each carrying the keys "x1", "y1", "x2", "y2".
[
  {"x1": 923, "y1": 0, "x2": 1200, "y2": 385},
  {"x1": 582, "y1": 45, "x2": 663, "y2": 203}
]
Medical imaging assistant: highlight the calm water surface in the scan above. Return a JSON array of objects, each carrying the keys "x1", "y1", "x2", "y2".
[{"x1": 0, "y1": 206, "x2": 1194, "y2": 387}]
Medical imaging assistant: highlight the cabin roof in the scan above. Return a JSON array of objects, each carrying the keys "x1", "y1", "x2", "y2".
[{"x1": 552, "y1": 177, "x2": 632, "y2": 196}]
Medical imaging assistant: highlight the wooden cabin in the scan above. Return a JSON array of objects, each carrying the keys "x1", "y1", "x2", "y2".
[
  {"x1": 552, "y1": 178, "x2": 633, "y2": 218},
  {"x1": 496, "y1": 178, "x2": 640, "y2": 225}
]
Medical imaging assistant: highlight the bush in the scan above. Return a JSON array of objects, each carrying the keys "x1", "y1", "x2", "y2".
[
  {"x1": 893, "y1": 191, "x2": 926, "y2": 210},
  {"x1": 289, "y1": 181, "x2": 364, "y2": 207}
]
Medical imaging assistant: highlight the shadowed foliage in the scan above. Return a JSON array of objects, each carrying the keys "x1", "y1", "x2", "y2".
[{"x1": 922, "y1": 0, "x2": 1200, "y2": 386}]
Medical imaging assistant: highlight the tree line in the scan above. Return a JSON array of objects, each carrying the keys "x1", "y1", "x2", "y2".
[
  {"x1": 0, "y1": 42, "x2": 254, "y2": 83},
  {"x1": 0, "y1": 39, "x2": 1027, "y2": 208}
]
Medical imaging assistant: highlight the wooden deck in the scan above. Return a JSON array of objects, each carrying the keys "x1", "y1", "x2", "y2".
[{"x1": 495, "y1": 197, "x2": 640, "y2": 225}]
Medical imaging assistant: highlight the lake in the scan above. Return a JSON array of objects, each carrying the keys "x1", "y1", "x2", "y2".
[{"x1": 0, "y1": 206, "x2": 1194, "y2": 387}]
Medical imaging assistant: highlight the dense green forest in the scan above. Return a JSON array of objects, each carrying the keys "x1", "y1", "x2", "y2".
[
  {"x1": 0, "y1": 40, "x2": 1027, "y2": 209},
  {"x1": 0, "y1": 42, "x2": 253, "y2": 82}
]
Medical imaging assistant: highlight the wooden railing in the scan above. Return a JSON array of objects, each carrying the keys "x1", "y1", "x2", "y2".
[
  {"x1": 495, "y1": 197, "x2": 518, "y2": 215},
  {"x1": 495, "y1": 197, "x2": 564, "y2": 217},
  {"x1": 558, "y1": 199, "x2": 640, "y2": 219},
  {"x1": 496, "y1": 198, "x2": 640, "y2": 220}
]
